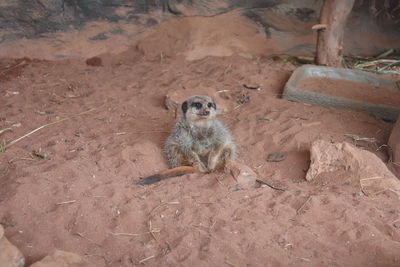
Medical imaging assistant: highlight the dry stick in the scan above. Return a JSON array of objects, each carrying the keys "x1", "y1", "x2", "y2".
[
  {"x1": 5, "y1": 108, "x2": 96, "y2": 148},
  {"x1": 8, "y1": 157, "x2": 36, "y2": 163},
  {"x1": 131, "y1": 130, "x2": 169, "y2": 134},
  {"x1": 359, "y1": 177, "x2": 385, "y2": 182},
  {"x1": 388, "y1": 189, "x2": 400, "y2": 197},
  {"x1": 355, "y1": 59, "x2": 398, "y2": 68},
  {"x1": 215, "y1": 174, "x2": 224, "y2": 186},
  {"x1": 148, "y1": 220, "x2": 158, "y2": 242},
  {"x1": 74, "y1": 232, "x2": 102, "y2": 247},
  {"x1": 56, "y1": 200, "x2": 76, "y2": 205},
  {"x1": 149, "y1": 201, "x2": 180, "y2": 216},
  {"x1": 147, "y1": 202, "x2": 176, "y2": 254},
  {"x1": 225, "y1": 260, "x2": 238, "y2": 267},
  {"x1": 256, "y1": 179, "x2": 287, "y2": 191},
  {"x1": 392, "y1": 218, "x2": 400, "y2": 224},
  {"x1": 0, "y1": 60, "x2": 27, "y2": 75},
  {"x1": 0, "y1": 128, "x2": 12, "y2": 135},
  {"x1": 296, "y1": 196, "x2": 312, "y2": 214},
  {"x1": 139, "y1": 255, "x2": 155, "y2": 264},
  {"x1": 110, "y1": 230, "x2": 160, "y2": 237}
]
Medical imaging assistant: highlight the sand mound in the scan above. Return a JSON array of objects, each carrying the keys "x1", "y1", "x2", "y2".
[{"x1": 135, "y1": 12, "x2": 268, "y2": 61}]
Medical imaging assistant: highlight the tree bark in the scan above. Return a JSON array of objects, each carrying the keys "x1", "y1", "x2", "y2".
[{"x1": 315, "y1": 0, "x2": 355, "y2": 67}]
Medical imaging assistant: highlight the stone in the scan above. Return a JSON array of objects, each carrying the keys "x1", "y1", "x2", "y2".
[
  {"x1": 388, "y1": 117, "x2": 400, "y2": 178},
  {"x1": 0, "y1": 224, "x2": 25, "y2": 267},
  {"x1": 266, "y1": 152, "x2": 288, "y2": 162},
  {"x1": 30, "y1": 250, "x2": 91, "y2": 267},
  {"x1": 226, "y1": 161, "x2": 258, "y2": 190},
  {"x1": 306, "y1": 140, "x2": 400, "y2": 197}
]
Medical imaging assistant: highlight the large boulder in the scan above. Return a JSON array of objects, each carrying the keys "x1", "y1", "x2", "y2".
[{"x1": 306, "y1": 140, "x2": 400, "y2": 197}]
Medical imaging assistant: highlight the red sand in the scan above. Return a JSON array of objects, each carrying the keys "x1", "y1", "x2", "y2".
[
  {"x1": 297, "y1": 77, "x2": 400, "y2": 107},
  {"x1": 1, "y1": 13, "x2": 400, "y2": 267}
]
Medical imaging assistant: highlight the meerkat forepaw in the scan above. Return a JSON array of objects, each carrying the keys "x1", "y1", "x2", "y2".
[{"x1": 194, "y1": 162, "x2": 208, "y2": 173}]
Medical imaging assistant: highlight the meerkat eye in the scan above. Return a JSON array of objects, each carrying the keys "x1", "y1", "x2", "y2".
[
  {"x1": 207, "y1": 102, "x2": 213, "y2": 108},
  {"x1": 191, "y1": 102, "x2": 202, "y2": 109}
]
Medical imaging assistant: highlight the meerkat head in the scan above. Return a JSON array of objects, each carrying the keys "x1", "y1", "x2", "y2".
[{"x1": 181, "y1": 95, "x2": 217, "y2": 125}]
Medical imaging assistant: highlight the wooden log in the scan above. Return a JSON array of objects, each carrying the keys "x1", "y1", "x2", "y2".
[{"x1": 315, "y1": 0, "x2": 355, "y2": 67}]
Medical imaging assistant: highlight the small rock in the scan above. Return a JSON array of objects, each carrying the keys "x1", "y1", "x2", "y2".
[
  {"x1": 267, "y1": 152, "x2": 288, "y2": 162},
  {"x1": 85, "y1": 56, "x2": 103, "y2": 67},
  {"x1": 226, "y1": 161, "x2": 257, "y2": 190},
  {"x1": 229, "y1": 184, "x2": 243, "y2": 192},
  {"x1": 0, "y1": 225, "x2": 25, "y2": 267},
  {"x1": 30, "y1": 249, "x2": 91, "y2": 267}
]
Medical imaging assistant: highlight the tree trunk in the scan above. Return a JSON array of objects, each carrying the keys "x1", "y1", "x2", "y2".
[{"x1": 315, "y1": 0, "x2": 355, "y2": 67}]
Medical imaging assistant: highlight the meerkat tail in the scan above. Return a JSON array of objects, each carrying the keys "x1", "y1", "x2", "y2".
[{"x1": 137, "y1": 166, "x2": 202, "y2": 185}]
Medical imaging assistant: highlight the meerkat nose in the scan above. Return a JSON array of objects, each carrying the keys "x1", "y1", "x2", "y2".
[{"x1": 203, "y1": 110, "x2": 210, "y2": 116}]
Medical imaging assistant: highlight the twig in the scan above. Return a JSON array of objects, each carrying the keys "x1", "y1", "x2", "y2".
[
  {"x1": 223, "y1": 64, "x2": 232, "y2": 75},
  {"x1": 354, "y1": 59, "x2": 397, "y2": 68},
  {"x1": 377, "y1": 48, "x2": 395, "y2": 59},
  {"x1": 355, "y1": 68, "x2": 400, "y2": 75},
  {"x1": 378, "y1": 59, "x2": 400, "y2": 71},
  {"x1": 149, "y1": 201, "x2": 180, "y2": 216},
  {"x1": 139, "y1": 255, "x2": 155, "y2": 264},
  {"x1": 296, "y1": 196, "x2": 312, "y2": 214},
  {"x1": 0, "y1": 128, "x2": 12, "y2": 135},
  {"x1": 6, "y1": 119, "x2": 68, "y2": 148},
  {"x1": 56, "y1": 200, "x2": 76, "y2": 205},
  {"x1": 343, "y1": 133, "x2": 377, "y2": 143},
  {"x1": 388, "y1": 189, "x2": 400, "y2": 197},
  {"x1": 110, "y1": 229, "x2": 160, "y2": 237},
  {"x1": 233, "y1": 104, "x2": 243, "y2": 110},
  {"x1": 225, "y1": 260, "x2": 238, "y2": 267},
  {"x1": 215, "y1": 174, "x2": 224, "y2": 186},
  {"x1": 359, "y1": 176, "x2": 384, "y2": 182},
  {"x1": 5, "y1": 108, "x2": 96, "y2": 149},
  {"x1": 392, "y1": 218, "x2": 400, "y2": 224},
  {"x1": 74, "y1": 232, "x2": 102, "y2": 247},
  {"x1": 8, "y1": 157, "x2": 36, "y2": 163},
  {"x1": 148, "y1": 220, "x2": 158, "y2": 242},
  {"x1": 0, "y1": 60, "x2": 27, "y2": 75},
  {"x1": 256, "y1": 179, "x2": 287, "y2": 191},
  {"x1": 217, "y1": 89, "x2": 236, "y2": 93},
  {"x1": 131, "y1": 130, "x2": 169, "y2": 134}
]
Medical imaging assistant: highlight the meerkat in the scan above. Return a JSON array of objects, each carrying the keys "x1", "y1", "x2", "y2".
[{"x1": 138, "y1": 95, "x2": 236, "y2": 185}]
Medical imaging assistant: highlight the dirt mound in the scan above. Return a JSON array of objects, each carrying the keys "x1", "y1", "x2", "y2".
[
  {"x1": 135, "y1": 12, "x2": 267, "y2": 61},
  {"x1": 135, "y1": 10, "x2": 317, "y2": 61}
]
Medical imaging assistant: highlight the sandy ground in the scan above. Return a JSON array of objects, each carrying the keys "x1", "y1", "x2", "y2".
[{"x1": 1, "y1": 12, "x2": 400, "y2": 267}]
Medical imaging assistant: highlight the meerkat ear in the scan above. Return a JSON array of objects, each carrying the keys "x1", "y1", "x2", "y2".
[{"x1": 182, "y1": 101, "x2": 188, "y2": 114}]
